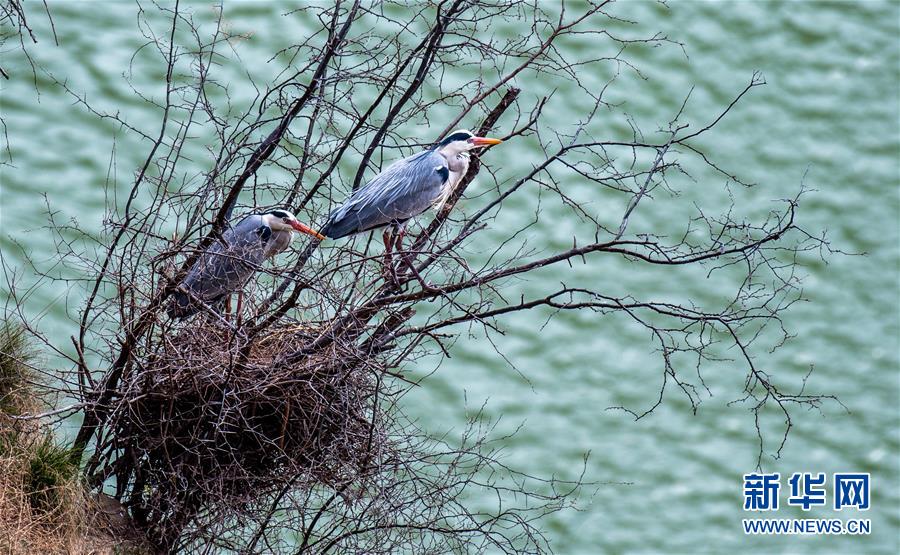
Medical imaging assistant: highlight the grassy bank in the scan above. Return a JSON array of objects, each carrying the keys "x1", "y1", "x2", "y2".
[{"x1": 0, "y1": 322, "x2": 143, "y2": 554}]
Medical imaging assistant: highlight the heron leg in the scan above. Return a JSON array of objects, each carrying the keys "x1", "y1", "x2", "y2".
[
  {"x1": 235, "y1": 290, "x2": 244, "y2": 327},
  {"x1": 224, "y1": 295, "x2": 232, "y2": 321},
  {"x1": 395, "y1": 227, "x2": 440, "y2": 295},
  {"x1": 381, "y1": 228, "x2": 400, "y2": 286}
]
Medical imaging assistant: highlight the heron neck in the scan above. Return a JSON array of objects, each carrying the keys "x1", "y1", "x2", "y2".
[
  {"x1": 264, "y1": 229, "x2": 294, "y2": 259},
  {"x1": 446, "y1": 152, "x2": 469, "y2": 173}
]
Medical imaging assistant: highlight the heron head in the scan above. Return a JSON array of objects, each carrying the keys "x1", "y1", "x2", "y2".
[
  {"x1": 263, "y1": 209, "x2": 325, "y2": 240},
  {"x1": 437, "y1": 129, "x2": 502, "y2": 156}
]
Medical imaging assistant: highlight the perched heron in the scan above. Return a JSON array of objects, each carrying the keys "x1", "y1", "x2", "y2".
[
  {"x1": 168, "y1": 209, "x2": 324, "y2": 319},
  {"x1": 320, "y1": 129, "x2": 502, "y2": 283}
]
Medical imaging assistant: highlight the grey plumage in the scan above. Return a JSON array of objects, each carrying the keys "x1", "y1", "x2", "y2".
[
  {"x1": 168, "y1": 210, "x2": 320, "y2": 319},
  {"x1": 321, "y1": 129, "x2": 501, "y2": 240},
  {"x1": 321, "y1": 150, "x2": 451, "y2": 239}
]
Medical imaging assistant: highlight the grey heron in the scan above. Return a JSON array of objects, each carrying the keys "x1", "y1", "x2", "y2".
[
  {"x1": 168, "y1": 209, "x2": 324, "y2": 319},
  {"x1": 320, "y1": 129, "x2": 502, "y2": 281}
]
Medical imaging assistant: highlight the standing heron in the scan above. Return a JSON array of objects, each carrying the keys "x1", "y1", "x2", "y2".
[
  {"x1": 320, "y1": 129, "x2": 502, "y2": 280},
  {"x1": 168, "y1": 209, "x2": 323, "y2": 319}
]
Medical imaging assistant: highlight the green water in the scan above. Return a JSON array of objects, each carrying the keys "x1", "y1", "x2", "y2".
[{"x1": 1, "y1": 2, "x2": 898, "y2": 554}]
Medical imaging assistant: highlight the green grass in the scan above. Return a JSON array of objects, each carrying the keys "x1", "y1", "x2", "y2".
[
  {"x1": 0, "y1": 321, "x2": 38, "y2": 415},
  {"x1": 24, "y1": 433, "x2": 79, "y2": 513}
]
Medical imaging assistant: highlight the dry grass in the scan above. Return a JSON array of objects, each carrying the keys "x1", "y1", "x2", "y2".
[
  {"x1": 0, "y1": 417, "x2": 142, "y2": 554},
  {"x1": 0, "y1": 322, "x2": 39, "y2": 417},
  {"x1": 0, "y1": 433, "x2": 87, "y2": 554},
  {"x1": 0, "y1": 321, "x2": 148, "y2": 554}
]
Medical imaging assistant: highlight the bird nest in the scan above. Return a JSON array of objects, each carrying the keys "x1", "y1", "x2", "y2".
[{"x1": 112, "y1": 321, "x2": 383, "y2": 523}]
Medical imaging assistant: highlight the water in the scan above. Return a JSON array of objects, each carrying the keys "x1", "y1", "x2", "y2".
[{"x1": 1, "y1": 2, "x2": 898, "y2": 553}]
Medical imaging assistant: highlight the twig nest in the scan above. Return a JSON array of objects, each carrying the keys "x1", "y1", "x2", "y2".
[{"x1": 113, "y1": 320, "x2": 383, "y2": 528}]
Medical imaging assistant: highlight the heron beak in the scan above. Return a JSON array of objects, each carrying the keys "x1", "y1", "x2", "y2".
[
  {"x1": 290, "y1": 220, "x2": 325, "y2": 240},
  {"x1": 471, "y1": 136, "x2": 503, "y2": 147}
]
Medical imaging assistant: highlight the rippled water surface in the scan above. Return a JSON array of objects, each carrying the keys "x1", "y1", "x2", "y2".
[{"x1": 1, "y1": 2, "x2": 898, "y2": 554}]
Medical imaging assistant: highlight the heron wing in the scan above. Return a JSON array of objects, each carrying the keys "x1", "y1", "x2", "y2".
[
  {"x1": 323, "y1": 150, "x2": 449, "y2": 238},
  {"x1": 180, "y1": 215, "x2": 269, "y2": 305}
]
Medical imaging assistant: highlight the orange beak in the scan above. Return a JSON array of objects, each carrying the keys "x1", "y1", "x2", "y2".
[
  {"x1": 470, "y1": 136, "x2": 503, "y2": 147},
  {"x1": 290, "y1": 220, "x2": 325, "y2": 240}
]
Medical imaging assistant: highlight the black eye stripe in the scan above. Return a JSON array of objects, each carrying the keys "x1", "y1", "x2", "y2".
[
  {"x1": 440, "y1": 131, "x2": 474, "y2": 146},
  {"x1": 267, "y1": 209, "x2": 291, "y2": 219}
]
